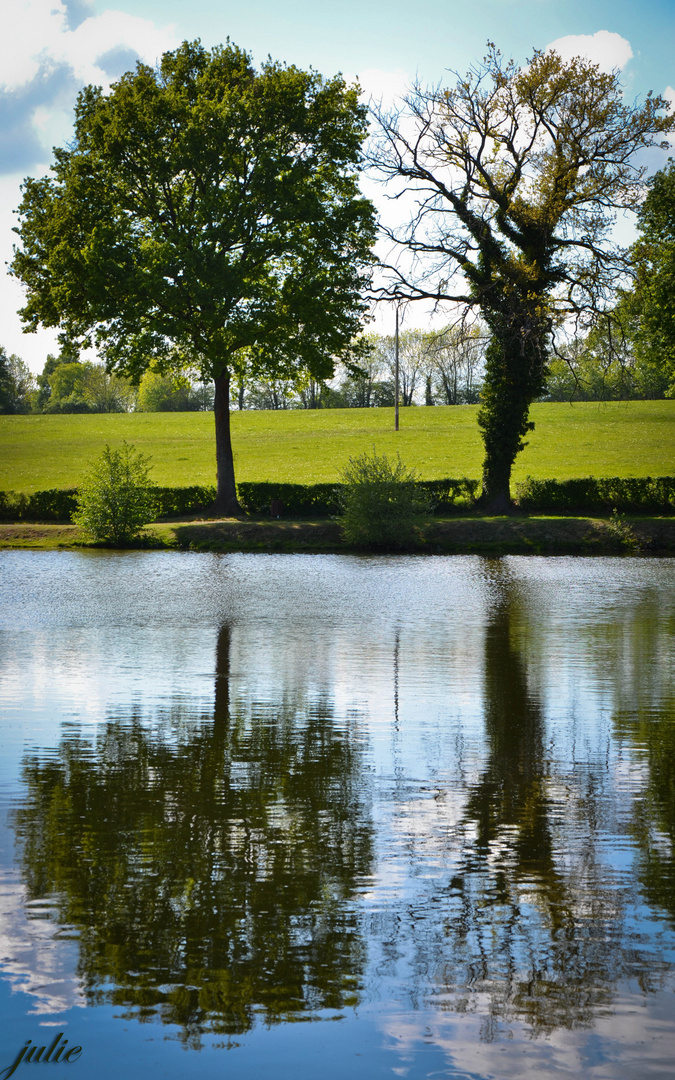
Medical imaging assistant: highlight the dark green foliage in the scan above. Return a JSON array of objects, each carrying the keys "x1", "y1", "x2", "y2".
[
  {"x1": 337, "y1": 451, "x2": 430, "y2": 549},
  {"x1": 515, "y1": 476, "x2": 675, "y2": 514},
  {"x1": 0, "y1": 348, "x2": 35, "y2": 414},
  {"x1": 629, "y1": 160, "x2": 675, "y2": 395},
  {"x1": 238, "y1": 478, "x2": 479, "y2": 517},
  {"x1": 0, "y1": 488, "x2": 79, "y2": 522},
  {"x1": 416, "y1": 478, "x2": 480, "y2": 512},
  {"x1": 606, "y1": 509, "x2": 641, "y2": 553},
  {"x1": 153, "y1": 485, "x2": 217, "y2": 517},
  {"x1": 4, "y1": 477, "x2": 672, "y2": 522},
  {"x1": 237, "y1": 481, "x2": 340, "y2": 516},
  {"x1": 0, "y1": 478, "x2": 481, "y2": 523},
  {"x1": 73, "y1": 443, "x2": 158, "y2": 545}
]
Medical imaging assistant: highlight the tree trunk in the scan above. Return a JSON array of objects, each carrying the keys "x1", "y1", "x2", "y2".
[
  {"x1": 425, "y1": 375, "x2": 434, "y2": 406},
  {"x1": 477, "y1": 332, "x2": 547, "y2": 515},
  {"x1": 213, "y1": 624, "x2": 231, "y2": 727},
  {"x1": 480, "y1": 456, "x2": 516, "y2": 515},
  {"x1": 212, "y1": 370, "x2": 242, "y2": 517}
]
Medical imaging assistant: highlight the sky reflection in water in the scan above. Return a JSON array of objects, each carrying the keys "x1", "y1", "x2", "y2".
[{"x1": 0, "y1": 551, "x2": 674, "y2": 1079}]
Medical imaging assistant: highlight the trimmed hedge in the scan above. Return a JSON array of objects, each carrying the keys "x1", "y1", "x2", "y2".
[
  {"x1": 153, "y1": 485, "x2": 216, "y2": 518},
  {"x1": 0, "y1": 488, "x2": 79, "y2": 523},
  {"x1": 3, "y1": 476, "x2": 672, "y2": 523},
  {"x1": 237, "y1": 479, "x2": 480, "y2": 516},
  {"x1": 0, "y1": 485, "x2": 218, "y2": 523},
  {"x1": 417, "y1": 478, "x2": 480, "y2": 512},
  {"x1": 0, "y1": 478, "x2": 480, "y2": 522},
  {"x1": 515, "y1": 476, "x2": 675, "y2": 514},
  {"x1": 237, "y1": 481, "x2": 341, "y2": 516}
]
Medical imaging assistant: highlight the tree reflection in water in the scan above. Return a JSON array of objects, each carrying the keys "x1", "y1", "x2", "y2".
[
  {"x1": 13, "y1": 626, "x2": 374, "y2": 1044},
  {"x1": 384, "y1": 563, "x2": 674, "y2": 1038},
  {"x1": 9, "y1": 561, "x2": 675, "y2": 1049}
]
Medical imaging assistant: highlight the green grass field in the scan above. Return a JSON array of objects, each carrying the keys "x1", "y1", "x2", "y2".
[{"x1": 1, "y1": 400, "x2": 673, "y2": 493}]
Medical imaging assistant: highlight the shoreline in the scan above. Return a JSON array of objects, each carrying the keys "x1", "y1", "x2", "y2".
[{"x1": 1, "y1": 514, "x2": 674, "y2": 555}]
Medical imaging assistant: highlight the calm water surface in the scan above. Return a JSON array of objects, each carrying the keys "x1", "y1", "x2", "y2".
[{"x1": 0, "y1": 551, "x2": 674, "y2": 1079}]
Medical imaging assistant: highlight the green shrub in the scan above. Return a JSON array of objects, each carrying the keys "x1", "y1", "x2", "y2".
[
  {"x1": 72, "y1": 443, "x2": 158, "y2": 545},
  {"x1": 337, "y1": 450, "x2": 430, "y2": 549},
  {"x1": 606, "y1": 509, "x2": 641, "y2": 553}
]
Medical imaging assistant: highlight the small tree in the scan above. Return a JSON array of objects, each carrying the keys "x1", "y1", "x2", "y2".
[
  {"x1": 338, "y1": 450, "x2": 429, "y2": 549},
  {"x1": 73, "y1": 443, "x2": 158, "y2": 546}
]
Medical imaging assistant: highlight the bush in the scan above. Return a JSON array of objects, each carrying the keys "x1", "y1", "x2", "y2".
[
  {"x1": 337, "y1": 450, "x2": 430, "y2": 549},
  {"x1": 72, "y1": 443, "x2": 158, "y2": 545}
]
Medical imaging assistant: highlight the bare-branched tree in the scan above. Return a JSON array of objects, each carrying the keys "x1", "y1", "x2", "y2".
[
  {"x1": 370, "y1": 44, "x2": 673, "y2": 510},
  {"x1": 427, "y1": 324, "x2": 485, "y2": 405}
]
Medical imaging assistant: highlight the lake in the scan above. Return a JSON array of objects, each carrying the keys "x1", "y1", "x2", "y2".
[{"x1": 0, "y1": 551, "x2": 674, "y2": 1079}]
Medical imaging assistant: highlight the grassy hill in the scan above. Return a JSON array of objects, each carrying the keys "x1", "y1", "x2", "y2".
[{"x1": 1, "y1": 400, "x2": 673, "y2": 493}]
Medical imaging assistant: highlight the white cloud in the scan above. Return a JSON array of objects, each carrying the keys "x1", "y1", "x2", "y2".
[
  {"x1": 0, "y1": 3, "x2": 178, "y2": 370},
  {"x1": 53, "y1": 8, "x2": 177, "y2": 90},
  {"x1": 546, "y1": 30, "x2": 633, "y2": 73},
  {"x1": 0, "y1": 1, "x2": 176, "y2": 93},
  {"x1": 0, "y1": 1, "x2": 177, "y2": 174},
  {"x1": 354, "y1": 67, "x2": 411, "y2": 109}
]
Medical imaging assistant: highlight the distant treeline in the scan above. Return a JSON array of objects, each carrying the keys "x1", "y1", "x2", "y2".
[{"x1": 1, "y1": 321, "x2": 670, "y2": 416}]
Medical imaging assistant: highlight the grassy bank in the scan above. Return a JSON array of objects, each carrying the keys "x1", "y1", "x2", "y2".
[
  {"x1": 2, "y1": 514, "x2": 673, "y2": 556},
  {"x1": 1, "y1": 400, "x2": 673, "y2": 493}
]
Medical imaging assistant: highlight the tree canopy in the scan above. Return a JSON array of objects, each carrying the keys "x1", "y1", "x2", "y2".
[
  {"x1": 370, "y1": 45, "x2": 674, "y2": 509},
  {"x1": 627, "y1": 159, "x2": 675, "y2": 396},
  {"x1": 0, "y1": 346, "x2": 35, "y2": 414},
  {"x1": 11, "y1": 40, "x2": 376, "y2": 513}
]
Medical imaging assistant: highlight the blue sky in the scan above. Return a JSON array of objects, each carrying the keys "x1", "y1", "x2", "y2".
[{"x1": 2, "y1": 0, "x2": 674, "y2": 370}]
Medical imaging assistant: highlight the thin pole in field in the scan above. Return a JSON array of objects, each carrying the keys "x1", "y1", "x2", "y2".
[{"x1": 395, "y1": 304, "x2": 400, "y2": 431}]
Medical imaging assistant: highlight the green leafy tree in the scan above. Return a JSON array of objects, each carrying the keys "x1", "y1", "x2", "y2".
[
  {"x1": 0, "y1": 347, "x2": 35, "y2": 413},
  {"x1": 83, "y1": 364, "x2": 137, "y2": 412},
  {"x1": 545, "y1": 325, "x2": 669, "y2": 401},
  {"x1": 370, "y1": 45, "x2": 673, "y2": 511},
  {"x1": 35, "y1": 347, "x2": 81, "y2": 409},
  {"x1": 11, "y1": 40, "x2": 375, "y2": 515},
  {"x1": 627, "y1": 159, "x2": 675, "y2": 395},
  {"x1": 47, "y1": 360, "x2": 92, "y2": 412},
  {"x1": 73, "y1": 442, "x2": 158, "y2": 545},
  {"x1": 35, "y1": 353, "x2": 136, "y2": 412},
  {"x1": 338, "y1": 450, "x2": 429, "y2": 549},
  {"x1": 136, "y1": 369, "x2": 201, "y2": 412}
]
